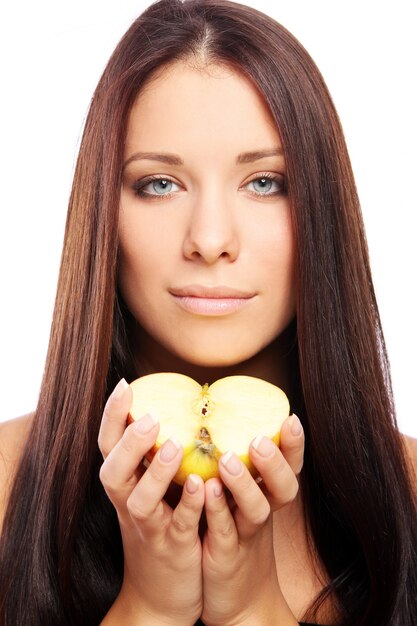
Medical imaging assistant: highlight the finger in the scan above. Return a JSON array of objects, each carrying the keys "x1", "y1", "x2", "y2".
[
  {"x1": 203, "y1": 478, "x2": 239, "y2": 560},
  {"x1": 126, "y1": 437, "x2": 184, "y2": 535},
  {"x1": 168, "y1": 474, "x2": 205, "y2": 544},
  {"x1": 248, "y1": 433, "x2": 301, "y2": 510},
  {"x1": 218, "y1": 453, "x2": 271, "y2": 542},
  {"x1": 278, "y1": 414, "x2": 305, "y2": 476},
  {"x1": 98, "y1": 378, "x2": 133, "y2": 459},
  {"x1": 99, "y1": 413, "x2": 159, "y2": 509}
]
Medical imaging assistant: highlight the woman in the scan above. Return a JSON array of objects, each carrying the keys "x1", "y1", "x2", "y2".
[{"x1": 1, "y1": 0, "x2": 416, "y2": 624}]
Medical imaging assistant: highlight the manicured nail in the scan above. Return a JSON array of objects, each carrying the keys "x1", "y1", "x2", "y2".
[
  {"x1": 289, "y1": 414, "x2": 303, "y2": 437},
  {"x1": 221, "y1": 451, "x2": 243, "y2": 476},
  {"x1": 159, "y1": 436, "x2": 182, "y2": 462},
  {"x1": 112, "y1": 378, "x2": 129, "y2": 400},
  {"x1": 186, "y1": 474, "x2": 200, "y2": 494},
  {"x1": 135, "y1": 412, "x2": 158, "y2": 434},
  {"x1": 251, "y1": 435, "x2": 276, "y2": 458},
  {"x1": 213, "y1": 482, "x2": 223, "y2": 497}
]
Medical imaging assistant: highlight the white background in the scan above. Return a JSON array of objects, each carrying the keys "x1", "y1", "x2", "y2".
[{"x1": 0, "y1": 1, "x2": 415, "y2": 435}]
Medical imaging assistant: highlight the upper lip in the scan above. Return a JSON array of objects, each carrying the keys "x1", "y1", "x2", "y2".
[{"x1": 169, "y1": 285, "x2": 256, "y2": 298}]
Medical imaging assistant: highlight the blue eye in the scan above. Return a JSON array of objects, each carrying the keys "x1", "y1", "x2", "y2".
[
  {"x1": 132, "y1": 176, "x2": 180, "y2": 198},
  {"x1": 246, "y1": 174, "x2": 286, "y2": 197},
  {"x1": 150, "y1": 179, "x2": 175, "y2": 195}
]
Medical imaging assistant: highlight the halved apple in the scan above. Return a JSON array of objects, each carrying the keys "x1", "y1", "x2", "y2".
[{"x1": 128, "y1": 372, "x2": 290, "y2": 485}]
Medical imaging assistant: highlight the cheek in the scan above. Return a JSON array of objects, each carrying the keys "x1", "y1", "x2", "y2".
[
  {"x1": 261, "y1": 218, "x2": 297, "y2": 313},
  {"x1": 118, "y1": 211, "x2": 172, "y2": 288},
  {"x1": 117, "y1": 230, "x2": 156, "y2": 316},
  {"x1": 257, "y1": 211, "x2": 295, "y2": 277}
]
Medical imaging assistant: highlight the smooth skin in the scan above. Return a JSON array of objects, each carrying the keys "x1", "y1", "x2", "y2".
[
  {"x1": 118, "y1": 61, "x2": 296, "y2": 378},
  {"x1": 99, "y1": 379, "x2": 303, "y2": 625}
]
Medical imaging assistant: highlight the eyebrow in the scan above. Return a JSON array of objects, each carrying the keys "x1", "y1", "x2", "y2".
[
  {"x1": 236, "y1": 148, "x2": 283, "y2": 164},
  {"x1": 123, "y1": 148, "x2": 283, "y2": 170}
]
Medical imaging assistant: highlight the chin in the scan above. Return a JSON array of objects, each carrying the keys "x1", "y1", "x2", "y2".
[
  {"x1": 183, "y1": 353, "x2": 246, "y2": 368},
  {"x1": 172, "y1": 342, "x2": 264, "y2": 369}
]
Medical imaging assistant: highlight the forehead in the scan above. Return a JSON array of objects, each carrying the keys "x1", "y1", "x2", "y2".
[{"x1": 125, "y1": 61, "x2": 281, "y2": 153}]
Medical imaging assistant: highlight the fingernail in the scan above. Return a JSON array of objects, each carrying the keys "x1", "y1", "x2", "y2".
[
  {"x1": 221, "y1": 451, "x2": 243, "y2": 476},
  {"x1": 135, "y1": 412, "x2": 158, "y2": 434},
  {"x1": 186, "y1": 474, "x2": 200, "y2": 494},
  {"x1": 112, "y1": 378, "x2": 129, "y2": 400},
  {"x1": 289, "y1": 414, "x2": 303, "y2": 437},
  {"x1": 213, "y1": 482, "x2": 223, "y2": 497},
  {"x1": 159, "y1": 436, "x2": 182, "y2": 462},
  {"x1": 251, "y1": 435, "x2": 276, "y2": 458}
]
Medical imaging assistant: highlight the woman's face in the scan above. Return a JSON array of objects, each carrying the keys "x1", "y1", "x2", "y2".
[{"x1": 118, "y1": 61, "x2": 296, "y2": 369}]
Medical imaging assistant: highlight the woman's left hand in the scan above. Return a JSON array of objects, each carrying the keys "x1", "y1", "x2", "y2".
[{"x1": 200, "y1": 414, "x2": 304, "y2": 626}]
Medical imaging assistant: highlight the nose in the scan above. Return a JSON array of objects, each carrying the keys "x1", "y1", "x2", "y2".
[{"x1": 182, "y1": 186, "x2": 240, "y2": 264}]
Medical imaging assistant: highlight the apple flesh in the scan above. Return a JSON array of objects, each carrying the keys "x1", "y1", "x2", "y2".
[{"x1": 128, "y1": 373, "x2": 290, "y2": 485}]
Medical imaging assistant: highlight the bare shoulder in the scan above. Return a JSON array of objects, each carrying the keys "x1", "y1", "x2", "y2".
[
  {"x1": 0, "y1": 413, "x2": 33, "y2": 464},
  {"x1": 401, "y1": 432, "x2": 417, "y2": 488},
  {"x1": 0, "y1": 413, "x2": 34, "y2": 532}
]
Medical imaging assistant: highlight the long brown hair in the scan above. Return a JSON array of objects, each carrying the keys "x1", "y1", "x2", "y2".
[{"x1": 1, "y1": 1, "x2": 416, "y2": 624}]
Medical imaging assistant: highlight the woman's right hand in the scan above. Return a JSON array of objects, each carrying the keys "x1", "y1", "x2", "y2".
[{"x1": 98, "y1": 378, "x2": 205, "y2": 626}]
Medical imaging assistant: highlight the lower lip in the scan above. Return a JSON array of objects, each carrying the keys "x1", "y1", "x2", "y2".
[{"x1": 171, "y1": 295, "x2": 254, "y2": 315}]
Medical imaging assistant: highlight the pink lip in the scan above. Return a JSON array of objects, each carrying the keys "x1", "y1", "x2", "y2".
[{"x1": 169, "y1": 285, "x2": 256, "y2": 316}]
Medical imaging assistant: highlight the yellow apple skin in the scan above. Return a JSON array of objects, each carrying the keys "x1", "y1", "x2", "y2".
[
  {"x1": 128, "y1": 373, "x2": 290, "y2": 486},
  {"x1": 145, "y1": 442, "x2": 222, "y2": 485}
]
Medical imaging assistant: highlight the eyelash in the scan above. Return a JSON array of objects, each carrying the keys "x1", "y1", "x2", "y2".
[{"x1": 131, "y1": 172, "x2": 287, "y2": 200}]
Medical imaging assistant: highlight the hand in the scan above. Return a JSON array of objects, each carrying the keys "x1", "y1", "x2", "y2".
[
  {"x1": 201, "y1": 414, "x2": 304, "y2": 626},
  {"x1": 98, "y1": 379, "x2": 205, "y2": 626}
]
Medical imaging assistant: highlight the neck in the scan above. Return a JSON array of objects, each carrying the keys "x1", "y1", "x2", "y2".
[{"x1": 131, "y1": 319, "x2": 297, "y2": 398}]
